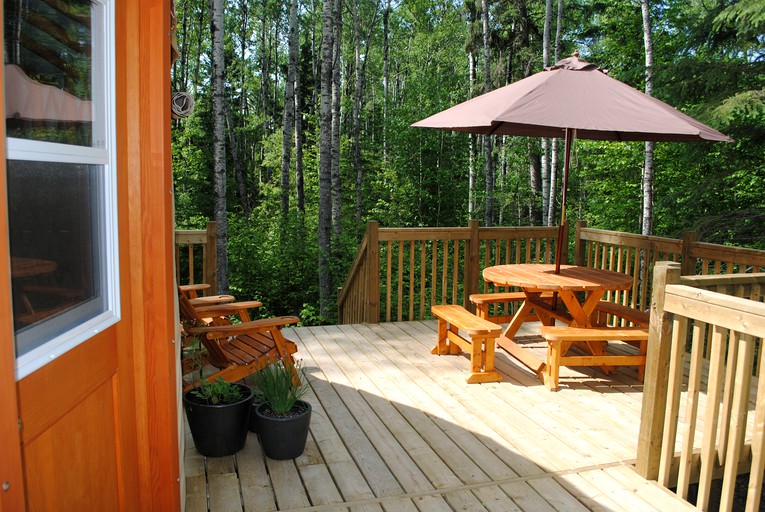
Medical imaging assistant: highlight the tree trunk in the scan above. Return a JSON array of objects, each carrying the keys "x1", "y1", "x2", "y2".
[
  {"x1": 260, "y1": 17, "x2": 272, "y2": 183},
  {"x1": 281, "y1": 0, "x2": 299, "y2": 216},
  {"x1": 641, "y1": 0, "x2": 655, "y2": 236},
  {"x1": 482, "y1": 0, "x2": 493, "y2": 226},
  {"x1": 209, "y1": 0, "x2": 228, "y2": 293},
  {"x1": 528, "y1": 142, "x2": 542, "y2": 225},
  {"x1": 541, "y1": 0, "x2": 552, "y2": 226},
  {"x1": 225, "y1": 102, "x2": 252, "y2": 218},
  {"x1": 319, "y1": 0, "x2": 335, "y2": 318},
  {"x1": 468, "y1": 51, "x2": 476, "y2": 218},
  {"x1": 331, "y1": 0, "x2": 342, "y2": 243},
  {"x1": 353, "y1": 5, "x2": 363, "y2": 231},
  {"x1": 549, "y1": 0, "x2": 563, "y2": 226},
  {"x1": 295, "y1": 54, "x2": 305, "y2": 214},
  {"x1": 382, "y1": 0, "x2": 390, "y2": 164},
  {"x1": 192, "y1": 0, "x2": 206, "y2": 96}
]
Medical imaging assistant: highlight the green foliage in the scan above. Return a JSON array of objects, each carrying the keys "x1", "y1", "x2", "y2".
[
  {"x1": 191, "y1": 378, "x2": 246, "y2": 405},
  {"x1": 171, "y1": 0, "x2": 765, "y2": 320},
  {"x1": 248, "y1": 359, "x2": 308, "y2": 415}
]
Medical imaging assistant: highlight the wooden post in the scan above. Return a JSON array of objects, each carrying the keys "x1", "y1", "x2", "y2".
[
  {"x1": 636, "y1": 261, "x2": 681, "y2": 479},
  {"x1": 574, "y1": 220, "x2": 588, "y2": 266},
  {"x1": 366, "y1": 221, "x2": 380, "y2": 323},
  {"x1": 205, "y1": 221, "x2": 218, "y2": 294},
  {"x1": 680, "y1": 230, "x2": 699, "y2": 276},
  {"x1": 465, "y1": 220, "x2": 480, "y2": 313}
]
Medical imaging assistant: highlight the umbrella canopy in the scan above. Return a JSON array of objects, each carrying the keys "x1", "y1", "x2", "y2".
[
  {"x1": 412, "y1": 53, "x2": 731, "y2": 143},
  {"x1": 413, "y1": 52, "x2": 731, "y2": 271}
]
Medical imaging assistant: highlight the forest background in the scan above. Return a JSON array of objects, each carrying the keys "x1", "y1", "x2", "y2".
[{"x1": 171, "y1": 0, "x2": 764, "y2": 324}]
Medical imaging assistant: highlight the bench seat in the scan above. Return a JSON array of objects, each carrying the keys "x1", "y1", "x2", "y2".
[
  {"x1": 470, "y1": 291, "x2": 554, "y2": 323},
  {"x1": 594, "y1": 301, "x2": 649, "y2": 327},
  {"x1": 539, "y1": 326, "x2": 649, "y2": 391},
  {"x1": 431, "y1": 305, "x2": 503, "y2": 384}
]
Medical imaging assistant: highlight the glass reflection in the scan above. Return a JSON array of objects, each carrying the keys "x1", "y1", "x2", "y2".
[{"x1": 4, "y1": 0, "x2": 93, "y2": 146}]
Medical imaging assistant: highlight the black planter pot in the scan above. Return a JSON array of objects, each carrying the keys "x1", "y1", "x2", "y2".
[
  {"x1": 183, "y1": 383, "x2": 254, "y2": 457},
  {"x1": 255, "y1": 400, "x2": 312, "y2": 460}
]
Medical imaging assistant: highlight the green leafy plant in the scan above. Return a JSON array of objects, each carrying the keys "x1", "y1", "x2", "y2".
[
  {"x1": 191, "y1": 377, "x2": 245, "y2": 405},
  {"x1": 250, "y1": 359, "x2": 307, "y2": 416}
]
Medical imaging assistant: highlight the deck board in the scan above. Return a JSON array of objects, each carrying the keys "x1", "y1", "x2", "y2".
[{"x1": 184, "y1": 320, "x2": 701, "y2": 511}]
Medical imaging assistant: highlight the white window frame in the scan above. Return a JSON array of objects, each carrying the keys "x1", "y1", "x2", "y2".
[{"x1": 8, "y1": 0, "x2": 119, "y2": 379}]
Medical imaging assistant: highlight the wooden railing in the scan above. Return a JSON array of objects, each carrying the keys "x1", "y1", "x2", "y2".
[
  {"x1": 339, "y1": 219, "x2": 765, "y2": 325},
  {"x1": 637, "y1": 262, "x2": 765, "y2": 511},
  {"x1": 576, "y1": 221, "x2": 765, "y2": 328},
  {"x1": 175, "y1": 221, "x2": 217, "y2": 293},
  {"x1": 337, "y1": 220, "x2": 564, "y2": 324}
]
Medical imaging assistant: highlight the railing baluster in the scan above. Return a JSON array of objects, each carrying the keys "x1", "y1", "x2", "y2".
[
  {"x1": 409, "y1": 240, "x2": 415, "y2": 320},
  {"x1": 420, "y1": 241, "x2": 426, "y2": 318}
]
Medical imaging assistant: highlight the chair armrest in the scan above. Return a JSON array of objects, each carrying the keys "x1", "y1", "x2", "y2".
[
  {"x1": 179, "y1": 284, "x2": 212, "y2": 298},
  {"x1": 193, "y1": 300, "x2": 263, "y2": 315},
  {"x1": 188, "y1": 315, "x2": 301, "y2": 337},
  {"x1": 189, "y1": 295, "x2": 236, "y2": 306}
]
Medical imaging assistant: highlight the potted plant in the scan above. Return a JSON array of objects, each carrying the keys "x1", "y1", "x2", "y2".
[
  {"x1": 183, "y1": 377, "x2": 254, "y2": 457},
  {"x1": 250, "y1": 359, "x2": 311, "y2": 460}
]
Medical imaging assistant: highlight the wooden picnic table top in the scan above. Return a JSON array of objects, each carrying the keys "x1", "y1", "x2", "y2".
[
  {"x1": 10, "y1": 257, "x2": 57, "y2": 279},
  {"x1": 483, "y1": 263, "x2": 633, "y2": 293}
]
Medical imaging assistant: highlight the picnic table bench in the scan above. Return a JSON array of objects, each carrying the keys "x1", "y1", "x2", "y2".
[
  {"x1": 470, "y1": 291, "x2": 555, "y2": 324},
  {"x1": 431, "y1": 305, "x2": 503, "y2": 384},
  {"x1": 540, "y1": 325, "x2": 649, "y2": 391}
]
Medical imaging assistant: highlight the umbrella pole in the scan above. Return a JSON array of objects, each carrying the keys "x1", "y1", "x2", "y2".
[{"x1": 554, "y1": 128, "x2": 574, "y2": 274}]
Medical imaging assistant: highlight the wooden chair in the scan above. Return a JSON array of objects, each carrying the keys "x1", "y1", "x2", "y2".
[{"x1": 179, "y1": 292, "x2": 300, "y2": 391}]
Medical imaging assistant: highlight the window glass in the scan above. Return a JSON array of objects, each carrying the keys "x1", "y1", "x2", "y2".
[
  {"x1": 4, "y1": 0, "x2": 94, "y2": 146},
  {"x1": 4, "y1": 0, "x2": 117, "y2": 378},
  {"x1": 7, "y1": 160, "x2": 107, "y2": 357}
]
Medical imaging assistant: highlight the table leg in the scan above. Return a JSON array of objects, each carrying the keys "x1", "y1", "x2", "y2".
[
  {"x1": 500, "y1": 299, "x2": 537, "y2": 340},
  {"x1": 558, "y1": 290, "x2": 615, "y2": 374}
]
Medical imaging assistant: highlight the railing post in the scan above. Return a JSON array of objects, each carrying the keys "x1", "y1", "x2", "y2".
[
  {"x1": 680, "y1": 230, "x2": 699, "y2": 276},
  {"x1": 205, "y1": 221, "x2": 217, "y2": 294},
  {"x1": 574, "y1": 220, "x2": 587, "y2": 266},
  {"x1": 465, "y1": 220, "x2": 480, "y2": 313},
  {"x1": 636, "y1": 260, "x2": 681, "y2": 479},
  {"x1": 366, "y1": 221, "x2": 380, "y2": 323}
]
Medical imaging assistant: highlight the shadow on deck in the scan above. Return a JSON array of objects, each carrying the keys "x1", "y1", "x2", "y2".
[{"x1": 184, "y1": 320, "x2": 697, "y2": 511}]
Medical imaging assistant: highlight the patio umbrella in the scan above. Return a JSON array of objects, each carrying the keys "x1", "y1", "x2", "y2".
[{"x1": 412, "y1": 52, "x2": 732, "y2": 272}]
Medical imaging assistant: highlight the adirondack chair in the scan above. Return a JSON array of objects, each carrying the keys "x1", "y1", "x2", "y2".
[{"x1": 179, "y1": 292, "x2": 300, "y2": 391}]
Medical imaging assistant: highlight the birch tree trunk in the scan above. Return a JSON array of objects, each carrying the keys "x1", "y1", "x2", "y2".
[
  {"x1": 549, "y1": 0, "x2": 563, "y2": 225},
  {"x1": 382, "y1": 0, "x2": 390, "y2": 164},
  {"x1": 468, "y1": 51, "x2": 476, "y2": 219},
  {"x1": 209, "y1": 0, "x2": 228, "y2": 293},
  {"x1": 482, "y1": 0, "x2": 493, "y2": 226},
  {"x1": 281, "y1": 0, "x2": 299, "y2": 216},
  {"x1": 353, "y1": 5, "x2": 363, "y2": 231},
  {"x1": 295, "y1": 59, "x2": 305, "y2": 214},
  {"x1": 541, "y1": 0, "x2": 552, "y2": 226},
  {"x1": 331, "y1": 0, "x2": 342, "y2": 242},
  {"x1": 319, "y1": 0, "x2": 335, "y2": 317},
  {"x1": 642, "y1": 0, "x2": 655, "y2": 236}
]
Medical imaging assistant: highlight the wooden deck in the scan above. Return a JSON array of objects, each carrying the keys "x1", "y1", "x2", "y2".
[{"x1": 184, "y1": 320, "x2": 699, "y2": 511}]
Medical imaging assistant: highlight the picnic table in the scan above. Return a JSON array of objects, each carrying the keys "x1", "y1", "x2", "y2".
[{"x1": 482, "y1": 263, "x2": 636, "y2": 382}]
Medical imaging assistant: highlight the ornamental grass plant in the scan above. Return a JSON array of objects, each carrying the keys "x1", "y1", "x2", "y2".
[{"x1": 250, "y1": 359, "x2": 307, "y2": 416}]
